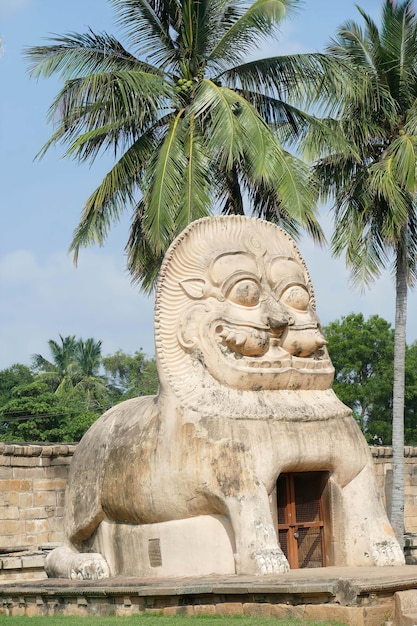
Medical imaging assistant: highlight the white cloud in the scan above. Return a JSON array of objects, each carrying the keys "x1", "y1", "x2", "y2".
[{"x1": 0, "y1": 249, "x2": 155, "y2": 369}]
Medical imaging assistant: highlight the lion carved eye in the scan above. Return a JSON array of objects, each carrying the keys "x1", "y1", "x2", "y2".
[
  {"x1": 280, "y1": 285, "x2": 309, "y2": 311},
  {"x1": 228, "y1": 279, "x2": 261, "y2": 307}
]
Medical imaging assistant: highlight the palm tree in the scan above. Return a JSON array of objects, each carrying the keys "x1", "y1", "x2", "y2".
[
  {"x1": 303, "y1": 0, "x2": 417, "y2": 546},
  {"x1": 73, "y1": 338, "x2": 106, "y2": 408},
  {"x1": 25, "y1": 0, "x2": 329, "y2": 290},
  {"x1": 33, "y1": 336, "x2": 106, "y2": 408},
  {"x1": 32, "y1": 335, "x2": 78, "y2": 394}
]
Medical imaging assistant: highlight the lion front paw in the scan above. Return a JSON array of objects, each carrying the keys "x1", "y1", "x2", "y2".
[
  {"x1": 371, "y1": 540, "x2": 405, "y2": 566},
  {"x1": 254, "y1": 548, "x2": 290, "y2": 575},
  {"x1": 69, "y1": 553, "x2": 110, "y2": 580}
]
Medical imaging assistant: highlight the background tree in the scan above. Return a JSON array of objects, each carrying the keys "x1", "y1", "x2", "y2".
[
  {"x1": 324, "y1": 314, "x2": 394, "y2": 444},
  {"x1": 0, "y1": 381, "x2": 98, "y2": 443},
  {"x1": 405, "y1": 341, "x2": 417, "y2": 444},
  {"x1": 72, "y1": 338, "x2": 107, "y2": 409},
  {"x1": 304, "y1": 0, "x2": 417, "y2": 545},
  {"x1": 0, "y1": 364, "x2": 33, "y2": 407},
  {"x1": 325, "y1": 314, "x2": 417, "y2": 446},
  {"x1": 33, "y1": 335, "x2": 106, "y2": 405},
  {"x1": 25, "y1": 0, "x2": 330, "y2": 290},
  {"x1": 32, "y1": 334, "x2": 78, "y2": 394},
  {"x1": 102, "y1": 349, "x2": 158, "y2": 401},
  {"x1": 0, "y1": 338, "x2": 159, "y2": 442}
]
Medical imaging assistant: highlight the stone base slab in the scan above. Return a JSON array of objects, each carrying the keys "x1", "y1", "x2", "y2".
[{"x1": 3, "y1": 565, "x2": 417, "y2": 624}]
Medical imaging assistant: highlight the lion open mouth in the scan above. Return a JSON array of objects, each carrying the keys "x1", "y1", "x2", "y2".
[{"x1": 214, "y1": 319, "x2": 330, "y2": 372}]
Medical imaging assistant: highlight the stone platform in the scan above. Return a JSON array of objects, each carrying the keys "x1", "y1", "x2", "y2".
[{"x1": 2, "y1": 566, "x2": 417, "y2": 625}]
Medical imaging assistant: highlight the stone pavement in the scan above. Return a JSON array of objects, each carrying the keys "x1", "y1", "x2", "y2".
[{"x1": 2, "y1": 565, "x2": 417, "y2": 624}]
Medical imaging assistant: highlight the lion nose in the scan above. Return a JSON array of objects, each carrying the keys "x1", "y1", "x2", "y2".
[
  {"x1": 281, "y1": 327, "x2": 327, "y2": 357},
  {"x1": 261, "y1": 297, "x2": 290, "y2": 332}
]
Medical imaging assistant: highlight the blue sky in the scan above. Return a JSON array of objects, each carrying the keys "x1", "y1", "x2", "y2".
[{"x1": 1, "y1": 0, "x2": 416, "y2": 370}]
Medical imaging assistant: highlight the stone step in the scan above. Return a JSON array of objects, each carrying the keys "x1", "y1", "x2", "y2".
[
  {"x1": 395, "y1": 590, "x2": 417, "y2": 625},
  {"x1": 0, "y1": 552, "x2": 47, "y2": 582},
  {"x1": 399, "y1": 616, "x2": 417, "y2": 626}
]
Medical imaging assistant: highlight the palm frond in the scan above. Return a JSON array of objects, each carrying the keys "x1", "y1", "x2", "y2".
[
  {"x1": 329, "y1": 19, "x2": 379, "y2": 75},
  {"x1": 404, "y1": 98, "x2": 417, "y2": 134},
  {"x1": 245, "y1": 181, "x2": 302, "y2": 240},
  {"x1": 380, "y1": 0, "x2": 417, "y2": 104},
  {"x1": 192, "y1": 80, "x2": 242, "y2": 169},
  {"x1": 25, "y1": 31, "x2": 156, "y2": 79},
  {"x1": 177, "y1": 112, "x2": 212, "y2": 231},
  {"x1": 110, "y1": 0, "x2": 178, "y2": 67},
  {"x1": 385, "y1": 132, "x2": 417, "y2": 191},
  {"x1": 35, "y1": 70, "x2": 172, "y2": 161},
  {"x1": 218, "y1": 165, "x2": 245, "y2": 215},
  {"x1": 70, "y1": 128, "x2": 161, "y2": 260},
  {"x1": 404, "y1": 207, "x2": 417, "y2": 286},
  {"x1": 267, "y1": 146, "x2": 323, "y2": 242},
  {"x1": 187, "y1": 0, "x2": 224, "y2": 61},
  {"x1": 298, "y1": 115, "x2": 361, "y2": 163},
  {"x1": 368, "y1": 158, "x2": 410, "y2": 228},
  {"x1": 31, "y1": 355, "x2": 55, "y2": 372},
  {"x1": 126, "y1": 200, "x2": 166, "y2": 292},
  {"x1": 219, "y1": 53, "x2": 347, "y2": 113},
  {"x1": 208, "y1": 0, "x2": 296, "y2": 70},
  {"x1": 141, "y1": 109, "x2": 187, "y2": 252},
  {"x1": 331, "y1": 194, "x2": 389, "y2": 287}
]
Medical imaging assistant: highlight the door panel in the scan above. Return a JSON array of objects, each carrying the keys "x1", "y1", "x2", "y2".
[{"x1": 277, "y1": 472, "x2": 327, "y2": 569}]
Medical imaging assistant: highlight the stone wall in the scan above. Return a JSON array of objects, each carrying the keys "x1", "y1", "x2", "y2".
[
  {"x1": 0, "y1": 442, "x2": 76, "y2": 552},
  {"x1": 371, "y1": 446, "x2": 417, "y2": 535},
  {"x1": 0, "y1": 442, "x2": 417, "y2": 558}
]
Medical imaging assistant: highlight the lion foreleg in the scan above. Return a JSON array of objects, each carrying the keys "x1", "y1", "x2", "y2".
[
  {"x1": 225, "y1": 489, "x2": 289, "y2": 575},
  {"x1": 45, "y1": 462, "x2": 110, "y2": 579},
  {"x1": 44, "y1": 544, "x2": 110, "y2": 580},
  {"x1": 339, "y1": 461, "x2": 405, "y2": 566}
]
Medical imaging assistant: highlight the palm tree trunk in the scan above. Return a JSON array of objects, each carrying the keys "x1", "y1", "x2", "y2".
[{"x1": 390, "y1": 236, "x2": 407, "y2": 548}]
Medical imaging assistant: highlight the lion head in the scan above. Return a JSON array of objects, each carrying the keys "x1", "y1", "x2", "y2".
[{"x1": 154, "y1": 216, "x2": 336, "y2": 415}]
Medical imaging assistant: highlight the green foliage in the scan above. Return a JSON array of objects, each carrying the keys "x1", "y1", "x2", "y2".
[
  {"x1": 0, "y1": 381, "x2": 92, "y2": 443},
  {"x1": 25, "y1": 0, "x2": 329, "y2": 290},
  {"x1": 32, "y1": 334, "x2": 79, "y2": 394},
  {"x1": 0, "y1": 337, "x2": 158, "y2": 443},
  {"x1": 32, "y1": 334, "x2": 106, "y2": 403},
  {"x1": 303, "y1": 0, "x2": 417, "y2": 289},
  {"x1": 102, "y1": 349, "x2": 158, "y2": 401},
  {"x1": 0, "y1": 383, "x2": 101, "y2": 443},
  {"x1": 324, "y1": 313, "x2": 394, "y2": 444},
  {"x1": 0, "y1": 363, "x2": 33, "y2": 406},
  {"x1": 404, "y1": 341, "x2": 417, "y2": 444},
  {"x1": 325, "y1": 313, "x2": 417, "y2": 446}
]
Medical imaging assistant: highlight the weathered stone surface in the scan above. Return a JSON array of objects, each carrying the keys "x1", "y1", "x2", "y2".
[
  {"x1": 395, "y1": 590, "x2": 417, "y2": 626},
  {"x1": 215, "y1": 602, "x2": 244, "y2": 615},
  {"x1": 44, "y1": 216, "x2": 404, "y2": 580}
]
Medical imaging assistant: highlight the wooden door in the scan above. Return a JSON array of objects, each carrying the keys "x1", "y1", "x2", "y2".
[{"x1": 277, "y1": 472, "x2": 326, "y2": 569}]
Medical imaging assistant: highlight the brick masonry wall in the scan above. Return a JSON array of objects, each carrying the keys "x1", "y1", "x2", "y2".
[
  {"x1": 1, "y1": 442, "x2": 417, "y2": 551},
  {"x1": 0, "y1": 443, "x2": 76, "y2": 551},
  {"x1": 371, "y1": 446, "x2": 417, "y2": 535}
]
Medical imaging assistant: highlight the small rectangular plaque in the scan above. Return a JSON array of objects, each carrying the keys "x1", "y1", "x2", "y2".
[{"x1": 148, "y1": 538, "x2": 162, "y2": 567}]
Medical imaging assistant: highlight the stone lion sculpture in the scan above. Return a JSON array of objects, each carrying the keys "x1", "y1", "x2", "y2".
[{"x1": 46, "y1": 216, "x2": 404, "y2": 579}]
